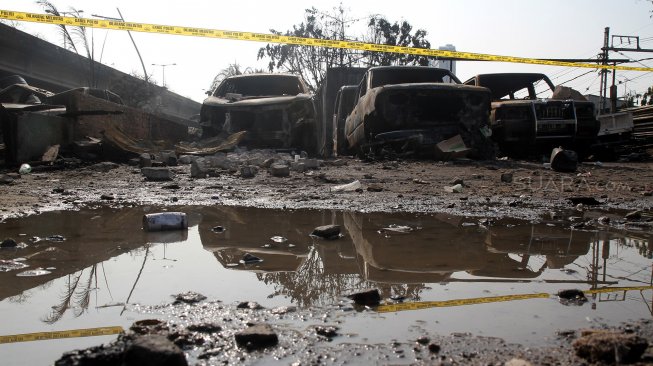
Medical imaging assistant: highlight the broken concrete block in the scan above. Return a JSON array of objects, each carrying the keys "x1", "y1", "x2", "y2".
[
  {"x1": 573, "y1": 331, "x2": 648, "y2": 364},
  {"x1": 347, "y1": 289, "x2": 381, "y2": 307},
  {"x1": 139, "y1": 153, "x2": 152, "y2": 168},
  {"x1": 235, "y1": 324, "x2": 278, "y2": 350},
  {"x1": 141, "y1": 167, "x2": 173, "y2": 181},
  {"x1": 0, "y1": 174, "x2": 14, "y2": 185},
  {"x1": 123, "y1": 334, "x2": 188, "y2": 366},
  {"x1": 178, "y1": 155, "x2": 195, "y2": 165},
  {"x1": 270, "y1": 164, "x2": 290, "y2": 177},
  {"x1": 311, "y1": 224, "x2": 341, "y2": 240},
  {"x1": 190, "y1": 159, "x2": 208, "y2": 178},
  {"x1": 162, "y1": 152, "x2": 178, "y2": 167},
  {"x1": 550, "y1": 147, "x2": 578, "y2": 172},
  {"x1": 300, "y1": 158, "x2": 319, "y2": 169},
  {"x1": 240, "y1": 165, "x2": 258, "y2": 179},
  {"x1": 290, "y1": 162, "x2": 306, "y2": 172}
]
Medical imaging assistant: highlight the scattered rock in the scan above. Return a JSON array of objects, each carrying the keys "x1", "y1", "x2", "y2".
[
  {"x1": 270, "y1": 164, "x2": 290, "y2": 178},
  {"x1": 139, "y1": 153, "x2": 152, "y2": 168},
  {"x1": 366, "y1": 184, "x2": 383, "y2": 192},
  {"x1": 416, "y1": 336, "x2": 430, "y2": 345},
  {"x1": 346, "y1": 289, "x2": 381, "y2": 307},
  {"x1": 240, "y1": 165, "x2": 258, "y2": 179},
  {"x1": 142, "y1": 167, "x2": 174, "y2": 181},
  {"x1": 500, "y1": 173, "x2": 513, "y2": 183},
  {"x1": 161, "y1": 183, "x2": 181, "y2": 190},
  {"x1": 187, "y1": 323, "x2": 222, "y2": 333},
  {"x1": 130, "y1": 319, "x2": 169, "y2": 335},
  {"x1": 428, "y1": 343, "x2": 441, "y2": 353},
  {"x1": 173, "y1": 291, "x2": 207, "y2": 305},
  {"x1": 271, "y1": 306, "x2": 296, "y2": 315},
  {"x1": 568, "y1": 197, "x2": 602, "y2": 206},
  {"x1": 237, "y1": 301, "x2": 263, "y2": 310},
  {"x1": 290, "y1": 162, "x2": 306, "y2": 172},
  {"x1": 301, "y1": 158, "x2": 319, "y2": 169},
  {"x1": 329, "y1": 159, "x2": 347, "y2": 166},
  {"x1": 504, "y1": 358, "x2": 532, "y2": 366},
  {"x1": 573, "y1": 330, "x2": 648, "y2": 364},
  {"x1": 597, "y1": 216, "x2": 611, "y2": 225},
  {"x1": 450, "y1": 177, "x2": 464, "y2": 185},
  {"x1": 240, "y1": 253, "x2": 263, "y2": 265},
  {"x1": 190, "y1": 159, "x2": 208, "y2": 179},
  {"x1": 311, "y1": 225, "x2": 341, "y2": 240},
  {"x1": 315, "y1": 325, "x2": 339, "y2": 339},
  {"x1": 100, "y1": 194, "x2": 115, "y2": 201},
  {"x1": 1, "y1": 238, "x2": 17, "y2": 248},
  {"x1": 90, "y1": 162, "x2": 120, "y2": 172},
  {"x1": 626, "y1": 210, "x2": 642, "y2": 221},
  {"x1": 444, "y1": 184, "x2": 463, "y2": 193},
  {"x1": 123, "y1": 334, "x2": 188, "y2": 366},
  {"x1": 0, "y1": 174, "x2": 14, "y2": 184},
  {"x1": 178, "y1": 155, "x2": 195, "y2": 165},
  {"x1": 557, "y1": 289, "x2": 587, "y2": 306},
  {"x1": 211, "y1": 226, "x2": 226, "y2": 233},
  {"x1": 234, "y1": 324, "x2": 278, "y2": 351},
  {"x1": 550, "y1": 148, "x2": 578, "y2": 172}
]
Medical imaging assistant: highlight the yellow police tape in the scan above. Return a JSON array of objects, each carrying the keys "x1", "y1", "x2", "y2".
[
  {"x1": 1, "y1": 9, "x2": 651, "y2": 72},
  {"x1": 0, "y1": 326, "x2": 123, "y2": 344},
  {"x1": 376, "y1": 285, "x2": 653, "y2": 313}
]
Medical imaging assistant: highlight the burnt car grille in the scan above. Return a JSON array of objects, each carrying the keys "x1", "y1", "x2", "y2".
[
  {"x1": 535, "y1": 102, "x2": 574, "y2": 120},
  {"x1": 230, "y1": 110, "x2": 284, "y2": 132}
]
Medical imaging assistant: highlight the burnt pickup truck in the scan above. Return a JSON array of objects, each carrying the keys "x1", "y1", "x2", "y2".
[
  {"x1": 200, "y1": 73, "x2": 317, "y2": 153},
  {"x1": 464, "y1": 73, "x2": 599, "y2": 156},
  {"x1": 344, "y1": 66, "x2": 494, "y2": 159}
]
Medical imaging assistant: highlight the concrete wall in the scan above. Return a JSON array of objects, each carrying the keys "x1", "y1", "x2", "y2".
[{"x1": 0, "y1": 23, "x2": 200, "y2": 122}]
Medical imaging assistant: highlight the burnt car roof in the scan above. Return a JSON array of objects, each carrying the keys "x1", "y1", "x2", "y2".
[
  {"x1": 212, "y1": 73, "x2": 308, "y2": 98},
  {"x1": 367, "y1": 66, "x2": 461, "y2": 88},
  {"x1": 464, "y1": 73, "x2": 555, "y2": 100}
]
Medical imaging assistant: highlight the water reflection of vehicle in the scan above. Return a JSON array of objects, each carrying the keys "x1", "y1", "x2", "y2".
[
  {"x1": 198, "y1": 206, "x2": 326, "y2": 273},
  {"x1": 483, "y1": 224, "x2": 594, "y2": 272},
  {"x1": 343, "y1": 212, "x2": 488, "y2": 284}
]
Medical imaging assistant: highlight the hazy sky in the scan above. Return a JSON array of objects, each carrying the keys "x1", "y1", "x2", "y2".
[{"x1": 2, "y1": 0, "x2": 653, "y2": 103}]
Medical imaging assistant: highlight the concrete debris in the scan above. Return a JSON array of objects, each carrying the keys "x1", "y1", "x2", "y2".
[
  {"x1": 234, "y1": 324, "x2": 279, "y2": 351},
  {"x1": 625, "y1": 210, "x2": 642, "y2": 221},
  {"x1": 331, "y1": 180, "x2": 361, "y2": 192},
  {"x1": 141, "y1": 167, "x2": 174, "y2": 181},
  {"x1": 123, "y1": 334, "x2": 188, "y2": 366},
  {"x1": 557, "y1": 289, "x2": 587, "y2": 306},
  {"x1": 311, "y1": 224, "x2": 341, "y2": 240},
  {"x1": 550, "y1": 148, "x2": 578, "y2": 173},
  {"x1": 347, "y1": 289, "x2": 381, "y2": 307},
  {"x1": 444, "y1": 184, "x2": 463, "y2": 193},
  {"x1": 139, "y1": 153, "x2": 152, "y2": 168},
  {"x1": 270, "y1": 164, "x2": 290, "y2": 178},
  {"x1": 143, "y1": 212, "x2": 188, "y2": 232},
  {"x1": 573, "y1": 330, "x2": 648, "y2": 364},
  {"x1": 501, "y1": 172, "x2": 513, "y2": 183},
  {"x1": 237, "y1": 301, "x2": 263, "y2": 310},
  {"x1": 504, "y1": 358, "x2": 532, "y2": 366},
  {"x1": 240, "y1": 165, "x2": 258, "y2": 179},
  {"x1": 314, "y1": 325, "x2": 339, "y2": 339},
  {"x1": 173, "y1": 291, "x2": 207, "y2": 305}
]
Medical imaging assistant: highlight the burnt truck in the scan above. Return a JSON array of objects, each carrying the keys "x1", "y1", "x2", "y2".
[
  {"x1": 200, "y1": 73, "x2": 317, "y2": 154},
  {"x1": 464, "y1": 73, "x2": 600, "y2": 156},
  {"x1": 344, "y1": 66, "x2": 495, "y2": 159},
  {"x1": 332, "y1": 85, "x2": 358, "y2": 156}
]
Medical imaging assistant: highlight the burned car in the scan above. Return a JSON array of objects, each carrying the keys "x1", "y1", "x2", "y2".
[
  {"x1": 200, "y1": 73, "x2": 317, "y2": 153},
  {"x1": 344, "y1": 66, "x2": 494, "y2": 159},
  {"x1": 332, "y1": 85, "x2": 358, "y2": 156},
  {"x1": 464, "y1": 73, "x2": 599, "y2": 156}
]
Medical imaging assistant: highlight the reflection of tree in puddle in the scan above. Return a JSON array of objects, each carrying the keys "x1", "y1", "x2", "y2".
[
  {"x1": 257, "y1": 248, "x2": 371, "y2": 307},
  {"x1": 42, "y1": 265, "x2": 98, "y2": 324}
]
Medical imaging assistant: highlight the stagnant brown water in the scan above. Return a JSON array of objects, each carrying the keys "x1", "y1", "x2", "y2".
[{"x1": 0, "y1": 206, "x2": 651, "y2": 365}]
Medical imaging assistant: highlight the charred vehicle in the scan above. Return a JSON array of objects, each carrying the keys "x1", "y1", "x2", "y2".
[
  {"x1": 200, "y1": 74, "x2": 317, "y2": 153},
  {"x1": 344, "y1": 66, "x2": 494, "y2": 158},
  {"x1": 464, "y1": 73, "x2": 599, "y2": 156},
  {"x1": 332, "y1": 85, "x2": 358, "y2": 156}
]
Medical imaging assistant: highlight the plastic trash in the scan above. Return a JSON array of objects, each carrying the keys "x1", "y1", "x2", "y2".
[
  {"x1": 444, "y1": 184, "x2": 463, "y2": 193},
  {"x1": 142, "y1": 212, "x2": 188, "y2": 231},
  {"x1": 331, "y1": 180, "x2": 361, "y2": 192},
  {"x1": 18, "y1": 163, "x2": 31, "y2": 174}
]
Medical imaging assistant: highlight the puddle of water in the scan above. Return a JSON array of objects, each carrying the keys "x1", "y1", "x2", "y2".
[{"x1": 0, "y1": 206, "x2": 651, "y2": 365}]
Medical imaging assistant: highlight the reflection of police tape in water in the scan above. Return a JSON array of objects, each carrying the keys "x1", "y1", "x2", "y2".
[{"x1": 513, "y1": 176, "x2": 632, "y2": 193}]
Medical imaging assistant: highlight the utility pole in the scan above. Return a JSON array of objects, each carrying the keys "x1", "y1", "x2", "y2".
[{"x1": 599, "y1": 27, "x2": 609, "y2": 115}]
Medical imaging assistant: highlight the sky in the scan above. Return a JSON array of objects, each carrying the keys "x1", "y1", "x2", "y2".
[{"x1": 1, "y1": 0, "x2": 653, "y2": 103}]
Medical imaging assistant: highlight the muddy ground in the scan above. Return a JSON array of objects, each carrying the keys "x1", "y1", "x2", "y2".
[{"x1": 2, "y1": 153, "x2": 653, "y2": 365}]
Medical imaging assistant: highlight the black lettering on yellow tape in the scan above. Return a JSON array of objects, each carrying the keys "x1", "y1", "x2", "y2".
[
  {"x1": 0, "y1": 326, "x2": 123, "y2": 344},
  {"x1": 1, "y1": 10, "x2": 652, "y2": 72}
]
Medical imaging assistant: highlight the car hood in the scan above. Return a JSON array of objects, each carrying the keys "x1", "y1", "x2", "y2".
[{"x1": 202, "y1": 93, "x2": 312, "y2": 108}]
